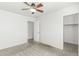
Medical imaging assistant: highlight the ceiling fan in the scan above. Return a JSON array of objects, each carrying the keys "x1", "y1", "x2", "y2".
[{"x1": 22, "y1": 2, "x2": 44, "y2": 14}]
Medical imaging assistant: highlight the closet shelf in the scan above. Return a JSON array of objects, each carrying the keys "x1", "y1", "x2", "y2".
[{"x1": 64, "y1": 24, "x2": 78, "y2": 26}]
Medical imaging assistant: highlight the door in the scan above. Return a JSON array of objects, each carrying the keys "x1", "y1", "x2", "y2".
[
  {"x1": 28, "y1": 21, "x2": 34, "y2": 40},
  {"x1": 34, "y1": 20, "x2": 40, "y2": 42}
]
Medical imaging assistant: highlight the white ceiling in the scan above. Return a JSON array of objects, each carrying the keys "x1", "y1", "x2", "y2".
[{"x1": 0, "y1": 2, "x2": 79, "y2": 18}]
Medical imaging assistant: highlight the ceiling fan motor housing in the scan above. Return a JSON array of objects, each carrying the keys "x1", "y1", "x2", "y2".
[
  {"x1": 32, "y1": 12, "x2": 35, "y2": 14},
  {"x1": 31, "y1": 3, "x2": 35, "y2": 7}
]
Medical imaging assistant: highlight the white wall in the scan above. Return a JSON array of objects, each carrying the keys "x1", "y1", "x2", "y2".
[
  {"x1": 39, "y1": 5, "x2": 79, "y2": 49},
  {"x1": 0, "y1": 9, "x2": 35, "y2": 49}
]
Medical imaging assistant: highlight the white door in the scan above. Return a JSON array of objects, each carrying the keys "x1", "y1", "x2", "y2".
[
  {"x1": 28, "y1": 21, "x2": 34, "y2": 40},
  {"x1": 34, "y1": 20, "x2": 40, "y2": 42}
]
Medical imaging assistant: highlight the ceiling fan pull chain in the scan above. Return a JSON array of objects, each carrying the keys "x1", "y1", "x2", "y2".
[{"x1": 32, "y1": 12, "x2": 34, "y2": 14}]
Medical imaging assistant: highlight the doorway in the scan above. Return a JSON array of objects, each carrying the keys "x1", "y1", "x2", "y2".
[
  {"x1": 63, "y1": 13, "x2": 78, "y2": 55},
  {"x1": 28, "y1": 21, "x2": 34, "y2": 42}
]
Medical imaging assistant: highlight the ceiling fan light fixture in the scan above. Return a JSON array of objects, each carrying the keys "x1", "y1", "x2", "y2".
[{"x1": 30, "y1": 8, "x2": 36, "y2": 12}]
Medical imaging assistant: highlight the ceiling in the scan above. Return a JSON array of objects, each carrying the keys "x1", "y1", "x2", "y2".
[{"x1": 0, "y1": 2, "x2": 79, "y2": 18}]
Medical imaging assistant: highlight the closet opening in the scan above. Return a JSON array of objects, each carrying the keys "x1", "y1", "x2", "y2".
[{"x1": 63, "y1": 13, "x2": 78, "y2": 55}]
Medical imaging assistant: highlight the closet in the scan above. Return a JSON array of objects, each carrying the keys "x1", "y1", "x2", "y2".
[{"x1": 63, "y1": 13, "x2": 78, "y2": 45}]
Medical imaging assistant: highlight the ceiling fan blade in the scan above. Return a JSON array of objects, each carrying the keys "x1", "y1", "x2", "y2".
[
  {"x1": 24, "y1": 2, "x2": 30, "y2": 6},
  {"x1": 36, "y1": 3, "x2": 43, "y2": 8},
  {"x1": 22, "y1": 8, "x2": 30, "y2": 10},
  {"x1": 36, "y1": 6, "x2": 43, "y2": 10},
  {"x1": 36, "y1": 9, "x2": 43, "y2": 13}
]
